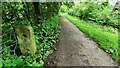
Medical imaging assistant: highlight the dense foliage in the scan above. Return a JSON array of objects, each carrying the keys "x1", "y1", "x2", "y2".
[
  {"x1": 59, "y1": 2, "x2": 74, "y2": 13},
  {"x1": 68, "y1": 2, "x2": 120, "y2": 29},
  {"x1": 1, "y1": 2, "x2": 61, "y2": 67},
  {"x1": 1, "y1": 1, "x2": 120, "y2": 67}
]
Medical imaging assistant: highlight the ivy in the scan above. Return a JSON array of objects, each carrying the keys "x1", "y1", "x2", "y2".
[{"x1": 2, "y1": 2, "x2": 61, "y2": 67}]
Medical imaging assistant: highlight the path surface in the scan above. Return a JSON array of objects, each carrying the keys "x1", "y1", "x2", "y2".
[{"x1": 45, "y1": 15, "x2": 117, "y2": 66}]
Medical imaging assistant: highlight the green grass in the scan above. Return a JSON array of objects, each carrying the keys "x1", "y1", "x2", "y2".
[{"x1": 65, "y1": 14, "x2": 120, "y2": 61}]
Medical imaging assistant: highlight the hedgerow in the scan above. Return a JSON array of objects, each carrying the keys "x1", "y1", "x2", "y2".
[
  {"x1": 1, "y1": 2, "x2": 61, "y2": 67},
  {"x1": 68, "y1": 2, "x2": 119, "y2": 29}
]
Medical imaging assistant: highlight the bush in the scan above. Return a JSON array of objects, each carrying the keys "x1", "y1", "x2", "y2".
[
  {"x1": 2, "y1": 2, "x2": 60, "y2": 67},
  {"x1": 67, "y1": 2, "x2": 119, "y2": 28},
  {"x1": 59, "y1": 5, "x2": 68, "y2": 13}
]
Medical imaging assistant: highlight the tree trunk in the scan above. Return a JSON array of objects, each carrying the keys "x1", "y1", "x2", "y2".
[{"x1": 33, "y1": 2, "x2": 40, "y2": 23}]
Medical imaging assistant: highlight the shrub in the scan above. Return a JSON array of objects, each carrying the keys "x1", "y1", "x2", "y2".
[
  {"x1": 67, "y1": 2, "x2": 119, "y2": 28},
  {"x1": 2, "y1": 2, "x2": 61, "y2": 67},
  {"x1": 60, "y1": 5, "x2": 68, "y2": 13}
]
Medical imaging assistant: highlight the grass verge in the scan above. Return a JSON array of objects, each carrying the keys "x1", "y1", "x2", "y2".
[{"x1": 65, "y1": 14, "x2": 119, "y2": 62}]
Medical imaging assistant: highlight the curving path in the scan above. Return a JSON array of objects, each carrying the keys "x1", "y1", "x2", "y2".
[{"x1": 45, "y1": 15, "x2": 117, "y2": 66}]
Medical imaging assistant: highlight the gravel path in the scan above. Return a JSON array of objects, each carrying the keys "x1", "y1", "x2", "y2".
[{"x1": 44, "y1": 15, "x2": 117, "y2": 66}]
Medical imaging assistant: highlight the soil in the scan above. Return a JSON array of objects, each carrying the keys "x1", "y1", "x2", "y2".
[{"x1": 44, "y1": 15, "x2": 118, "y2": 66}]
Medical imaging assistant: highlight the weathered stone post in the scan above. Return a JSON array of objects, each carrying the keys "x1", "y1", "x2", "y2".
[{"x1": 15, "y1": 25, "x2": 36, "y2": 54}]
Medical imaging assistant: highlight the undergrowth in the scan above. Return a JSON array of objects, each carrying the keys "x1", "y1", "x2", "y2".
[{"x1": 2, "y1": 14, "x2": 60, "y2": 67}]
